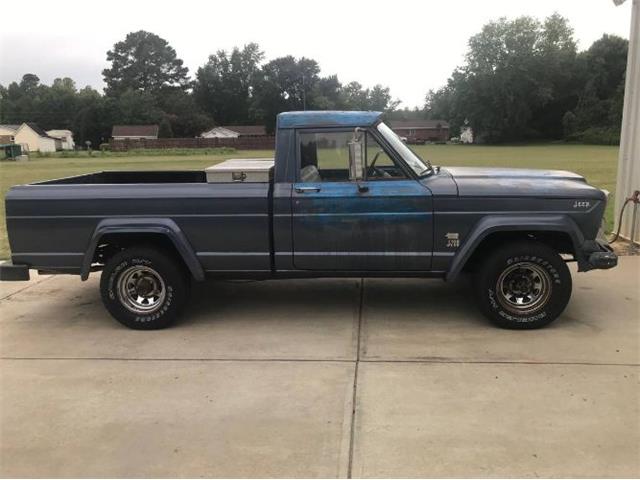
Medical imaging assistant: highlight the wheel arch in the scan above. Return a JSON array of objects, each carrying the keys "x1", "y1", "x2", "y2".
[
  {"x1": 81, "y1": 218, "x2": 205, "y2": 281},
  {"x1": 446, "y1": 215, "x2": 584, "y2": 281}
]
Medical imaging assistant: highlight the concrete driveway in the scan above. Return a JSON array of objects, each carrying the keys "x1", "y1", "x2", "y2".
[{"x1": 1, "y1": 258, "x2": 638, "y2": 478}]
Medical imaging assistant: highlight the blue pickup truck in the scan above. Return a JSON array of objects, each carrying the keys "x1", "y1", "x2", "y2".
[{"x1": 1, "y1": 111, "x2": 617, "y2": 330}]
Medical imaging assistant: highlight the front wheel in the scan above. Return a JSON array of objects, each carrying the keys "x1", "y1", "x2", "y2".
[
  {"x1": 100, "y1": 246, "x2": 190, "y2": 329},
  {"x1": 473, "y1": 242, "x2": 572, "y2": 329}
]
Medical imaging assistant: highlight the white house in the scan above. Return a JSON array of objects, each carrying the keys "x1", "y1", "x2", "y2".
[
  {"x1": 13, "y1": 123, "x2": 59, "y2": 153},
  {"x1": 46, "y1": 129, "x2": 75, "y2": 150},
  {"x1": 201, "y1": 127, "x2": 242, "y2": 138},
  {"x1": 200, "y1": 125, "x2": 267, "y2": 138},
  {"x1": 0, "y1": 124, "x2": 20, "y2": 143}
]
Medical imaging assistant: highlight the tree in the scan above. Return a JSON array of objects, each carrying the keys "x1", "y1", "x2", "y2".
[
  {"x1": 340, "y1": 81, "x2": 399, "y2": 111},
  {"x1": 529, "y1": 13, "x2": 581, "y2": 139},
  {"x1": 367, "y1": 85, "x2": 400, "y2": 111},
  {"x1": 158, "y1": 89, "x2": 212, "y2": 137},
  {"x1": 194, "y1": 43, "x2": 264, "y2": 125},
  {"x1": 103, "y1": 31, "x2": 190, "y2": 97},
  {"x1": 425, "y1": 15, "x2": 627, "y2": 144},
  {"x1": 425, "y1": 14, "x2": 579, "y2": 142},
  {"x1": 309, "y1": 75, "x2": 342, "y2": 110},
  {"x1": 38, "y1": 77, "x2": 80, "y2": 130},
  {"x1": 0, "y1": 84, "x2": 7, "y2": 122},
  {"x1": 112, "y1": 89, "x2": 164, "y2": 125},
  {"x1": 250, "y1": 56, "x2": 321, "y2": 132},
  {"x1": 158, "y1": 117, "x2": 173, "y2": 138},
  {"x1": 73, "y1": 86, "x2": 110, "y2": 146},
  {"x1": 0, "y1": 74, "x2": 44, "y2": 126},
  {"x1": 574, "y1": 34, "x2": 628, "y2": 131}
]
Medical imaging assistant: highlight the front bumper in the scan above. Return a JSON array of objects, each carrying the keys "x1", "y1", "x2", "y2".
[
  {"x1": 580, "y1": 240, "x2": 618, "y2": 270},
  {"x1": 0, "y1": 261, "x2": 30, "y2": 281}
]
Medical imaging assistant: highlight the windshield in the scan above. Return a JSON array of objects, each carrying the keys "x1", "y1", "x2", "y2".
[{"x1": 377, "y1": 122, "x2": 432, "y2": 176}]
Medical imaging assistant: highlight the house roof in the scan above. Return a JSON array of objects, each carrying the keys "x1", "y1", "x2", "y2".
[
  {"x1": 17, "y1": 123, "x2": 58, "y2": 139},
  {"x1": 112, "y1": 125, "x2": 159, "y2": 137},
  {"x1": 0, "y1": 124, "x2": 21, "y2": 132},
  {"x1": 220, "y1": 125, "x2": 267, "y2": 136},
  {"x1": 46, "y1": 129, "x2": 73, "y2": 136},
  {"x1": 201, "y1": 127, "x2": 241, "y2": 138},
  {"x1": 277, "y1": 111, "x2": 383, "y2": 129},
  {"x1": 390, "y1": 119, "x2": 450, "y2": 129}
]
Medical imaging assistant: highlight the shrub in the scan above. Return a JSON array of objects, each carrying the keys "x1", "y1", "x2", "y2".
[{"x1": 577, "y1": 127, "x2": 621, "y2": 145}]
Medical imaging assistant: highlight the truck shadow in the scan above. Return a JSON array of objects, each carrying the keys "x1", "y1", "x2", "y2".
[{"x1": 182, "y1": 276, "x2": 482, "y2": 328}]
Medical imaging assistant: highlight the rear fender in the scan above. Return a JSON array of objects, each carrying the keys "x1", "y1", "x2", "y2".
[
  {"x1": 446, "y1": 215, "x2": 585, "y2": 281},
  {"x1": 81, "y1": 218, "x2": 205, "y2": 281}
]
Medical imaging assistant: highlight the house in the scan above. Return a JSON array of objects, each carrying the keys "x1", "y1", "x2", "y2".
[
  {"x1": 390, "y1": 119, "x2": 450, "y2": 143},
  {"x1": 200, "y1": 125, "x2": 267, "y2": 138},
  {"x1": 46, "y1": 129, "x2": 75, "y2": 150},
  {"x1": 0, "y1": 124, "x2": 20, "y2": 143},
  {"x1": 13, "y1": 123, "x2": 59, "y2": 153},
  {"x1": 112, "y1": 125, "x2": 159, "y2": 140},
  {"x1": 0, "y1": 124, "x2": 75, "y2": 152}
]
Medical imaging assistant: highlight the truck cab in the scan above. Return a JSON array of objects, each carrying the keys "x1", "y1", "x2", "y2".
[{"x1": 273, "y1": 111, "x2": 441, "y2": 272}]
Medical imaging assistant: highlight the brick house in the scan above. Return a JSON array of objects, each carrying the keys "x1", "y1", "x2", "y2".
[
  {"x1": 390, "y1": 119, "x2": 450, "y2": 143},
  {"x1": 112, "y1": 125, "x2": 159, "y2": 140}
]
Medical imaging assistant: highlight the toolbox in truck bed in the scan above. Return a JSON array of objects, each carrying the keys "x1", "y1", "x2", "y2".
[{"x1": 205, "y1": 158, "x2": 274, "y2": 183}]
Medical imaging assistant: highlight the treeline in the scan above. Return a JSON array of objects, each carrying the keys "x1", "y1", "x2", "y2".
[
  {"x1": 0, "y1": 31, "x2": 398, "y2": 146},
  {"x1": 425, "y1": 14, "x2": 628, "y2": 144},
  {"x1": 0, "y1": 15, "x2": 629, "y2": 147}
]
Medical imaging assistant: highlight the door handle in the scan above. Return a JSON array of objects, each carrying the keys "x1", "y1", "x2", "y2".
[{"x1": 295, "y1": 186, "x2": 321, "y2": 193}]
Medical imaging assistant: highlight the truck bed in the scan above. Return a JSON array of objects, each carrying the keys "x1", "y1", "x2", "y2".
[
  {"x1": 35, "y1": 170, "x2": 206, "y2": 185},
  {"x1": 6, "y1": 170, "x2": 272, "y2": 275}
]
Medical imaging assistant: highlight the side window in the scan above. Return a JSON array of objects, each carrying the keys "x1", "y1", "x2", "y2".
[
  {"x1": 299, "y1": 131, "x2": 352, "y2": 182},
  {"x1": 299, "y1": 130, "x2": 407, "y2": 182},
  {"x1": 366, "y1": 135, "x2": 394, "y2": 168},
  {"x1": 366, "y1": 134, "x2": 407, "y2": 180}
]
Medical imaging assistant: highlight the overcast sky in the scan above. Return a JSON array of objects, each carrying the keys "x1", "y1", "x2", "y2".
[{"x1": 0, "y1": 0, "x2": 633, "y2": 108}]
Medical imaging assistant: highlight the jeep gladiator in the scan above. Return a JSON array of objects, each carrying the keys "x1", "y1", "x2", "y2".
[{"x1": 1, "y1": 111, "x2": 617, "y2": 329}]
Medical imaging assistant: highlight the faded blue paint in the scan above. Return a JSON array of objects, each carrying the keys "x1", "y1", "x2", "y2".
[
  {"x1": 277, "y1": 111, "x2": 382, "y2": 129},
  {"x1": 291, "y1": 179, "x2": 433, "y2": 270}
]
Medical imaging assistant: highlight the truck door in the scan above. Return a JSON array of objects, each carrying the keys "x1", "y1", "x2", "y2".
[{"x1": 291, "y1": 128, "x2": 433, "y2": 271}]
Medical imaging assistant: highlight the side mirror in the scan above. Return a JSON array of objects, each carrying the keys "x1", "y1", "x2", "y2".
[{"x1": 348, "y1": 128, "x2": 365, "y2": 182}]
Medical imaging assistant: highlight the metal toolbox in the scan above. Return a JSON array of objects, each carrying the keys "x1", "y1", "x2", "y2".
[{"x1": 205, "y1": 158, "x2": 275, "y2": 183}]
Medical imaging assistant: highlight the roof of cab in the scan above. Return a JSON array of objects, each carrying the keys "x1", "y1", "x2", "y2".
[{"x1": 277, "y1": 111, "x2": 383, "y2": 129}]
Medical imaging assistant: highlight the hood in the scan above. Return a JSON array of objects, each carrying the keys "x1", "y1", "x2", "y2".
[{"x1": 443, "y1": 166, "x2": 604, "y2": 199}]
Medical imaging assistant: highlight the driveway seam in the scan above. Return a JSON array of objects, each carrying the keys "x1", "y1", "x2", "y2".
[
  {"x1": 0, "y1": 357, "x2": 637, "y2": 366},
  {"x1": 0, "y1": 275, "x2": 54, "y2": 301},
  {"x1": 347, "y1": 278, "x2": 365, "y2": 479}
]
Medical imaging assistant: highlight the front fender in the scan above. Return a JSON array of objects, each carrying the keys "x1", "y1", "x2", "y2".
[
  {"x1": 81, "y1": 218, "x2": 205, "y2": 281},
  {"x1": 445, "y1": 214, "x2": 585, "y2": 281}
]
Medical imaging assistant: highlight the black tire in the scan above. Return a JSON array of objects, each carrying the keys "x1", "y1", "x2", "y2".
[
  {"x1": 473, "y1": 241, "x2": 572, "y2": 329},
  {"x1": 100, "y1": 246, "x2": 190, "y2": 330}
]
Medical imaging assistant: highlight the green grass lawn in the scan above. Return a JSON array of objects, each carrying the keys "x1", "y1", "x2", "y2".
[{"x1": 0, "y1": 144, "x2": 618, "y2": 259}]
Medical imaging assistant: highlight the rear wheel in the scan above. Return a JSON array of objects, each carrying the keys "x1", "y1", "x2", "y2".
[
  {"x1": 100, "y1": 246, "x2": 190, "y2": 329},
  {"x1": 473, "y1": 241, "x2": 572, "y2": 329}
]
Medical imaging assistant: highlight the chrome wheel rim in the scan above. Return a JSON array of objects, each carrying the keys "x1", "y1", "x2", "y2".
[
  {"x1": 496, "y1": 262, "x2": 552, "y2": 314},
  {"x1": 117, "y1": 266, "x2": 166, "y2": 314}
]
